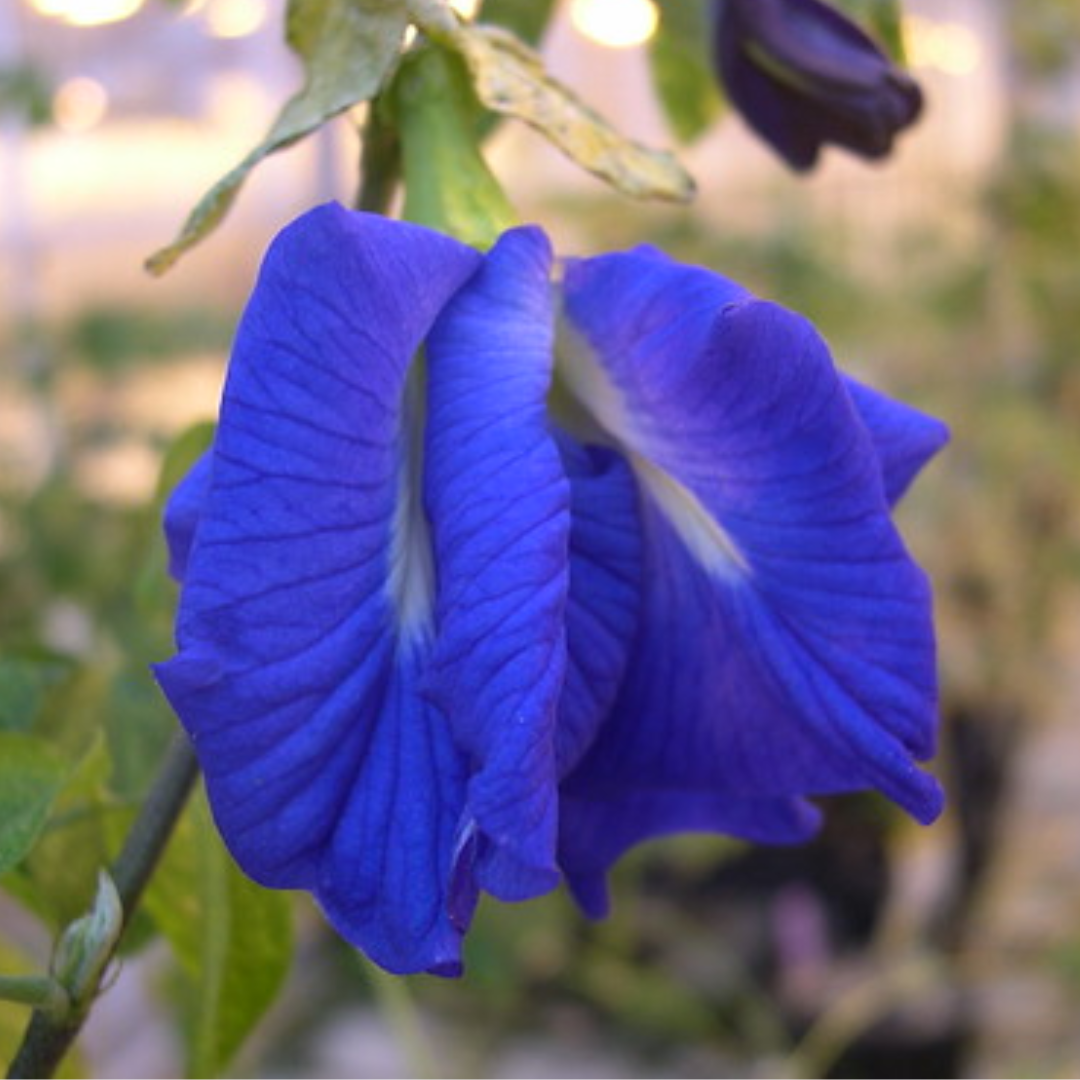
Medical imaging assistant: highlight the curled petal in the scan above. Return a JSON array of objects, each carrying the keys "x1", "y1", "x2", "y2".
[
  {"x1": 557, "y1": 249, "x2": 942, "y2": 896},
  {"x1": 560, "y1": 789, "x2": 821, "y2": 918},
  {"x1": 156, "y1": 203, "x2": 485, "y2": 972},
  {"x1": 554, "y1": 435, "x2": 641, "y2": 777},
  {"x1": 843, "y1": 376, "x2": 949, "y2": 505},
  {"x1": 424, "y1": 227, "x2": 571, "y2": 903}
]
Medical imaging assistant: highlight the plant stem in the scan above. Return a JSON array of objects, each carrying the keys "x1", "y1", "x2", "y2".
[
  {"x1": 111, "y1": 733, "x2": 200, "y2": 915},
  {"x1": 356, "y1": 99, "x2": 401, "y2": 215},
  {"x1": 6, "y1": 732, "x2": 200, "y2": 1080},
  {"x1": 0, "y1": 976, "x2": 66, "y2": 1013}
]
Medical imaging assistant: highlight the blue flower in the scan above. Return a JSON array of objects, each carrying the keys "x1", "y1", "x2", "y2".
[
  {"x1": 156, "y1": 204, "x2": 946, "y2": 973},
  {"x1": 157, "y1": 205, "x2": 571, "y2": 975},
  {"x1": 550, "y1": 244, "x2": 947, "y2": 913},
  {"x1": 712, "y1": 0, "x2": 923, "y2": 170}
]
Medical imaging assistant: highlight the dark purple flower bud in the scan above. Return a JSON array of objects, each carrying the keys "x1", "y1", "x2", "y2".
[{"x1": 712, "y1": 0, "x2": 923, "y2": 170}]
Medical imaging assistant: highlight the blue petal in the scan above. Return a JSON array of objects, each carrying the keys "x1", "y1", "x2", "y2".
[
  {"x1": 315, "y1": 642, "x2": 470, "y2": 975},
  {"x1": 553, "y1": 435, "x2": 641, "y2": 777},
  {"x1": 843, "y1": 376, "x2": 949, "y2": 505},
  {"x1": 163, "y1": 449, "x2": 212, "y2": 582},
  {"x1": 562, "y1": 244, "x2": 950, "y2": 506},
  {"x1": 424, "y1": 226, "x2": 571, "y2": 904},
  {"x1": 155, "y1": 203, "x2": 485, "y2": 972},
  {"x1": 557, "y1": 250, "x2": 942, "y2": 893},
  {"x1": 559, "y1": 789, "x2": 821, "y2": 918}
]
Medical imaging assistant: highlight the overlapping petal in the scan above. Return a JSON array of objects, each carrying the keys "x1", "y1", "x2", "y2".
[
  {"x1": 555, "y1": 248, "x2": 943, "y2": 900},
  {"x1": 554, "y1": 436, "x2": 641, "y2": 778},
  {"x1": 424, "y1": 226, "x2": 570, "y2": 903},
  {"x1": 155, "y1": 205, "x2": 570, "y2": 974}
]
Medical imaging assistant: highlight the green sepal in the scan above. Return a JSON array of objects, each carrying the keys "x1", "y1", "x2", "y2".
[{"x1": 391, "y1": 44, "x2": 518, "y2": 245}]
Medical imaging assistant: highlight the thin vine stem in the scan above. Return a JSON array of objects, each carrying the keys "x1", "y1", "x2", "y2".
[{"x1": 6, "y1": 732, "x2": 200, "y2": 1080}]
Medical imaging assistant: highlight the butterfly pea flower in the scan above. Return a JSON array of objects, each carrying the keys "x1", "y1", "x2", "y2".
[
  {"x1": 156, "y1": 203, "x2": 946, "y2": 974},
  {"x1": 157, "y1": 204, "x2": 572, "y2": 975},
  {"x1": 712, "y1": 0, "x2": 923, "y2": 170},
  {"x1": 550, "y1": 244, "x2": 947, "y2": 913}
]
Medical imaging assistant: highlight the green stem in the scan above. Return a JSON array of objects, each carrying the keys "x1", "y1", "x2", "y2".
[
  {"x1": 356, "y1": 100, "x2": 401, "y2": 215},
  {"x1": 0, "y1": 977, "x2": 66, "y2": 1014},
  {"x1": 6, "y1": 733, "x2": 200, "y2": 1080},
  {"x1": 110, "y1": 733, "x2": 200, "y2": 916}
]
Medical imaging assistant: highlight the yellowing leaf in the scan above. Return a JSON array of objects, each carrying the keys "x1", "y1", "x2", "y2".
[{"x1": 450, "y1": 25, "x2": 696, "y2": 203}]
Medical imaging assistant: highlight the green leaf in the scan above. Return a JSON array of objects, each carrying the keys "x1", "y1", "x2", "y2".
[
  {"x1": 438, "y1": 23, "x2": 695, "y2": 203},
  {"x1": 146, "y1": 0, "x2": 410, "y2": 275},
  {"x1": 4, "y1": 734, "x2": 125, "y2": 932},
  {"x1": 103, "y1": 669, "x2": 177, "y2": 804},
  {"x1": 0, "y1": 734, "x2": 68, "y2": 877},
  {"x1": 0, "y1": 655, "x2": 72, "y2": 734},
  {"x1": 477, "y1": 0, "x2": 557, "y2": 46},
  {"x1": 832, "y1": 0, "x2": 907, "y2": 62},
  {"x1": 105, "y1": 421, "x2": 217, "y2": 805},
  {"x1": 392, "y1": 45, "x2": 517, "y2": 244},
  {"x1": 145, "y1": 791, "x2": 293, "y2": 1078},
  {"x1": 649, "y1": 0, "x2": 724, "y2": 144}
]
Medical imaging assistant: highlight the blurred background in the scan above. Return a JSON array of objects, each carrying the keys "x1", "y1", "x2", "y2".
[{"x1": 2, "y1": 0, "x2": 1080, "y2": 1076}]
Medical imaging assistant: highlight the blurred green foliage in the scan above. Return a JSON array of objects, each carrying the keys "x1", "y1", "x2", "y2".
[{"x1": 0, "y1": 62, "x2": 52, "y2": 127}]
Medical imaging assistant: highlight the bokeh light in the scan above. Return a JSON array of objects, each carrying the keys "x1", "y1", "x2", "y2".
[
  {"x1": 52, "y1": 76, "x2": 109, "y2": 133},
  {"x1": 906, "y1": 16, "x2": 983, "y2": 76},
  {"x1": 202, "y1": 0, "x2": 268, "y2": 39},
  {"x1": 28, "y1": 0, "x2": 144, "y2": 27},
  {"x1": 569, "y1": 0, "x2": 658, "y2": 49}
]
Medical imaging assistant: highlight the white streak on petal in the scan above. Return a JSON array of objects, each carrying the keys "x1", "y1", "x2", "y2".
[
  {"x1": 555, "y1": 306, "x2": 748, "y2": 580},
  {"x1": 631, "y1": 454, "x2": 748, "y2": 578},
  {"x1": 388, "y1": 359, "x2": 435, "y2": 638},
  {"x1": 554, "y1": 314, "x2": 636, "y2": 447}
]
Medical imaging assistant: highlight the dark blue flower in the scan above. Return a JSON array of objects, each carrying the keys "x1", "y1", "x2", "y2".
[
  {"x1": 712, "y1": 0, "x2": 924, "y2": 170},
  {"x1": 157, "y1": 205, "x2": 946, "y2": 973}
]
